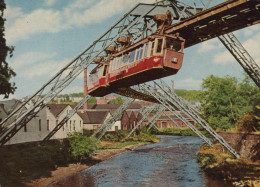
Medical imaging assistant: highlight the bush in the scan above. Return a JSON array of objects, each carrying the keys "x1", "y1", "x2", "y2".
[
  {"x1": 69, "y1": 133, "x2": 99, "y2": 160},
  {"x1": 103, "y1": 130, "x2": 128, "y2": 142},
  {"x1": 127, "y1": 132, "x2": 159, "y2": 143},
  {"x1": 236, "y1": 113, "x2": 257, "y2": 132},
  {"x1": 197, "y1": 153, "x2": 217, "y2": 168}
]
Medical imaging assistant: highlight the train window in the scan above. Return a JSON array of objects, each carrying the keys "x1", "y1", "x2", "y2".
[
  {"x1": 150, "y1": 42, "x2": 154, "y2": 56},
  {"x1": 139, "y1": 48, "x2": 143, "y2": 59},
  {"x1": 166, "y1": 38, "x2": 181, "y2": 52},
  {"x1": 129, "y1": 50, "x2": 135, "y2": 63},
  {"x1": 143, "y1": 44, "x2": 148, "y2": 58},
  {"x1": 156, "y1": 38, "x2": 163, "y2": 53},
  {"x1": 136, "y1": 50, "x2": 140, "y2": 61},
  {"x1": 123, "y1": 55, "x2": 129, "y2": 63},
  {"x1": 103, "y1": 65, "x2": 108, "y2": 76}
]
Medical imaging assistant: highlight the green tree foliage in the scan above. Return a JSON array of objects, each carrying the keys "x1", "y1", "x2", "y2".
[
  {"x1": 175, "y1": 89, "x2": 203, "y2": 101},
  {"x1": 70, "y1": 92, "x2": 84, "y2": 97},
  {"x1": 110, "y1": 97, "x2": 124, "y2": 104},
  {"x1": 201, "y1": 75, "x2": 259, "y2": 130},
  {"x1": 87, "y1": 96, "x2": 97, "y2": 104},
  {"x1": 0, "y1": 0, "x2": 16, "y2": 98},
  {"x1": 69, "y1": 133, "x2": 99, "y2": 160}
]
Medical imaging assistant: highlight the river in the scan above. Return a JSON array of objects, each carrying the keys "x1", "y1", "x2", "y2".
[{"x1": 55, "y1": 136, "x2": 233, "y2": 187}]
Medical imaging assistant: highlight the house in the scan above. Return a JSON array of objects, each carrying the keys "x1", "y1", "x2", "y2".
[
  {"x1": 78, "y1": 111, "x2": 121, "y2": 131},
  {"x1": 3, "y1": 103, "x2": 83, "y2": 145},
  {"x1": 0, "y1": 104, "x2": 8, "y2": 127},
  {"x1": 121, "y1": 111, "x2": 130, "y2": 130}
]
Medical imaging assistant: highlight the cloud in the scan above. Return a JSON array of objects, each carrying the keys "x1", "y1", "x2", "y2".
[
  {"x1": 10, "y1": 51, "x2": 88, "y2": 81},
  {"x1": 197, "y1": 38, "x2": 222, "y2": 53},
  {"x1": 6, "y1": 9, "x2": 66, "y2": 44},
  {"x1": 213, "y1": 51, "x2": 234, "y2": 65},
  {"x1": 11, "y1": 52, "x2": 56, "y2": 70},
  {"x1": 45, "y1": 0, "x2": 57, "y2": 6},
  {"x1": 5, "y1": 0, "x2": 156, "y2": 44},
  {"x1": 243, "y1": 24, "x2": 260, "y2": 37},
  {"x1": 213, "y1": 30, "x2": 260, "y2": 65},
  {"x1": 174, "y1": 78, "x2": 202, "y2": 90},
  {"x1": 60, "y1": 85, "x2": 83, "y2": 94}
]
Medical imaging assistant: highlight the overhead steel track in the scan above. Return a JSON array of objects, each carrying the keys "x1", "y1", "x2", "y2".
[{"x1": 165, "y1": 0, "x2": 260, "y2": 48}]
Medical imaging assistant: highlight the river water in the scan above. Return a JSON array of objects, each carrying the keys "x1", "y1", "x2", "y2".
[{"x1": 60, "y1": 136, "x2": 232, "y2": 187}]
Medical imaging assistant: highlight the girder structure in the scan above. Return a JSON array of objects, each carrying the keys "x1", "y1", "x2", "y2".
[
  {"x1": 1, "y1": 0, "x2": 259, "y2": 146},
  {"x1": 162, "y1": 111, "x2": 181, "y2": 128},
  {"x1": 152, "y1": 81, "x2": 240, "y2": 158},
  {"x1": 219, "y1": 33, "x2": 260, "y2": 87},
  {"x1": 126, "y1": 105, "x2": 157, "y2": 139},
  {"x1": 158, "y1": 79, "x2": 201, "y2": 116},
  {"x1": 0, "y1": 3, "x2": 163, "y2": 146},
  {"x1": 147, "y1": 107, "x2": 165, "y2": 130},
  {"x1": 136, "y1": 84, "x2": 213, "y2": 146},
  {"x1": 0, "y1": 0, "x2": 210, "y2": 146},
  {"x1": 91, "y1": 97, "x2": 134, "y2": 139},
  {"x1": 41, "y1": 95, "x2": 91, "y2": 143}
]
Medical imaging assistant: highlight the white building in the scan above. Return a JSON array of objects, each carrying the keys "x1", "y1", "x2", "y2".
[
  {"x1": 0, "y1": 102, "x2": 84, "y2": 145},
  {"x1": 78, "y1": 111, "x2": 121, "y2": 131}
]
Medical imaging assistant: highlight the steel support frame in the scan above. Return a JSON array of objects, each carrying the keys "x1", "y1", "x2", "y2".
[
  {"x1": 0, "y1": 3, "x2": 161, "y2": 146},
  {"x1": 137, "y1": 84, "x2": 213, "y2": 146},
  {"x1": 91, "y1": 97, "x2": 134, "y2": 139},
  {"x1": 126, "y1": 105, "x2": 157, "y2": 139},
  {"x1": 41, "y1": 95, "x2": 91, "y2": 143},
  {"x1": 147, "y1": 107, "x2": 165, "y2": 130},
  {"x1": 219, "y1": 33, "x2": 260, "y2": 87},
  {"x1": 162, "y1": 111, "x2": 182, "y2": 128},
  {"x1": 153, "y1": 81, "x2": 240, "y2": 158}
]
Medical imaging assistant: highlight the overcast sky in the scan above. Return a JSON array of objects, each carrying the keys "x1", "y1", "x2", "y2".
[{"x1": 1, "y1": 0, "x2": 260, "y2": 100}]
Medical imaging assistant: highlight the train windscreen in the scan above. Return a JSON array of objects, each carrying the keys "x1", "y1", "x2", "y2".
[{"x1": 166, "y1": 38, "x2": 182, "y2": 52}]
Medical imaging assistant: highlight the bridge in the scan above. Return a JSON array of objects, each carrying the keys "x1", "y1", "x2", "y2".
[{"x1": 0, "y1": 0, "x2": 260, "y2": 159}]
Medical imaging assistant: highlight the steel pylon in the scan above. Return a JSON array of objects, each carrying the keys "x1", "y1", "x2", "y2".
[{"x1": 91, "y1": 97, "x2": 134, "y2": 139}]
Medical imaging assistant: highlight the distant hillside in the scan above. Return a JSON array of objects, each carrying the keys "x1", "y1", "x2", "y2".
[
  {"x1": 175, "y1": 89, "x2": 203, "y2": 102},
  {"x1": 59, "y1": 90, "x2": 203, "y2": 102}
]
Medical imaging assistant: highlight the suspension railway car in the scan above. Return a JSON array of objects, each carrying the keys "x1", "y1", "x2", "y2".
[{"x1": 88, "y1": 33, "x2": 185, "y2": 97}]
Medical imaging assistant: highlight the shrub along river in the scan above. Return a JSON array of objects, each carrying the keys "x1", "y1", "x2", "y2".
[{"x1": 51, "y1": 135, "x2": 233, "y2": 187}]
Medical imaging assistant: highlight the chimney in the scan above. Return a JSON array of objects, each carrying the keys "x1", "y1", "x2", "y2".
[
  {"x1": 171, "y1": 80, "x2": 174, "y2": 92},
  {"x1": 83, "y1": 68, "x2": 88, "y2": 110}
]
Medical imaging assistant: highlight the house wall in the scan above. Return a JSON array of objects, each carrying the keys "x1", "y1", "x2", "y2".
[
  {"x1": 5, "y1": 105, "x2": 83, "y2": 145},
  {"x1": 121, "y1": 112, "x2": 130, "y2": 130},
  {"x1": 51, "y1": 106, "x2": 83, "y2": 139},
  {"x1": 129, "y1": 112, "x2": 137, "y2": 130},
  {"x1": 156, "y1": 118, "x2": 195, "y2": 128}
]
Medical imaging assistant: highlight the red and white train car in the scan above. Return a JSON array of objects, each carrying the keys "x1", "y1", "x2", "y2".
[{"x1": 88, "y1": 33, "x2": 185, "y2": 97}]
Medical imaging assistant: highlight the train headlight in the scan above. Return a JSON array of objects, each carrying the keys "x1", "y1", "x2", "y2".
[{"x1": 172, "y1": 57, "x2": 178, "y2": 63}]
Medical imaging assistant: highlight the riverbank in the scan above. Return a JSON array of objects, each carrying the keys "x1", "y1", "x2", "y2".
[
  {"x1": 28, "y1": 141, "x2": 150, "y2": 187},
  {"x1": 197, "y1": 141, "x2": 260, "y2": 186},
  {"x1": 0, "y1": 139, "x2": 154, "y2": 187}
]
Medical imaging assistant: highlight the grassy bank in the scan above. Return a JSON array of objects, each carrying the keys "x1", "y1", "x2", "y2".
[
  {"x1": 0, "y1": 131, "x2": 158, "y2": 187},
  {"x1": 155, "y1": 127, "x2": 210, "y2": 137},
  {"x1": 197, "y1": 143, "x2": 260, "y2": 186}
]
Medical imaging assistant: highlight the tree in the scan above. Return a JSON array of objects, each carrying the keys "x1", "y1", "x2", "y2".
[
  {"x1": 0, "y1": 0, "x2": 16, "y2": 98},
  {"x1": 201, "y1": 75, "x2": 259, "y2": 130},
  {"x1": 87, "y1": 97, "x2": 97, "y2": 105},
  {"x1": 110, "y1": 97, "x2": 124, "y2": 104}
]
